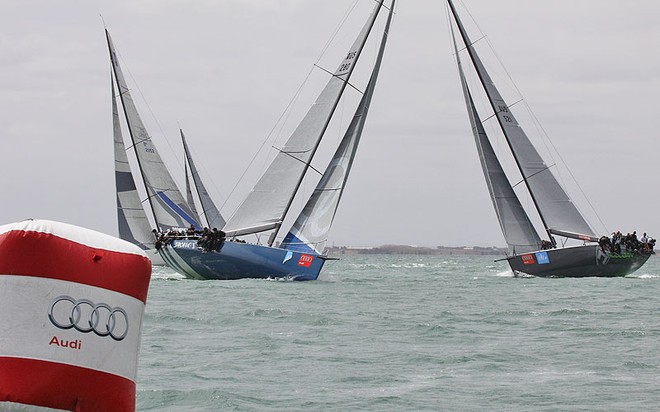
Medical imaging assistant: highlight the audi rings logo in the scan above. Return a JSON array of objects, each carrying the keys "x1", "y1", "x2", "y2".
[{"x1": 48, "y1": 296, "x2": 129, "y2": 341}]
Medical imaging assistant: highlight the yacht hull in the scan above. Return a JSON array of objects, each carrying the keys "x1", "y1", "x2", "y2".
[
  {"x1": 507, "y1": 245, "x2": 652, "y2": 277},
  {"x1": 158, "y1": 239, "x2": 325, "y2": 280}
]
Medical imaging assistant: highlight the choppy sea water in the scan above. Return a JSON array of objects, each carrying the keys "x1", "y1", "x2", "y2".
[{"x1": 137, "y1": 255, "x2": 660, "y2": 411}]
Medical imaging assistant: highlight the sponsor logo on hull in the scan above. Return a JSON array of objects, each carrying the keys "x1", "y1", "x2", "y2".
[
  {"x1": 298, "y1": 254, "x2": 314, "y2": 267},
  {"x1": 521, "y1": 254, "x2": 535, "y2": 265},
  {"x1": 535, "y1": 251, "x2": 550, "y2": 265}
]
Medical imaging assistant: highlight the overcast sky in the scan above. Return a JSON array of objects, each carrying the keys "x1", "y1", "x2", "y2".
[{"x1": 1, "y1": 0, "x2": 658, "y2": 248}]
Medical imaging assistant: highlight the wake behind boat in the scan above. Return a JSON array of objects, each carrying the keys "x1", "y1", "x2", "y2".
[
  {"x1": 447, "y1": 0, "x2": 653, "y2": 277},
  {"x1": 108, "y1": 0, "x2": 396, "y2": 280}
]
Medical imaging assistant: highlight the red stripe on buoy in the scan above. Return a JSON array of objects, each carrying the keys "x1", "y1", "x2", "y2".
[
  {"x1": 0, "y1": 357, "x2": 135, "y2": 412},
  {"x1": 0, "y1": 229, "x2": 151, "y2": 303}
]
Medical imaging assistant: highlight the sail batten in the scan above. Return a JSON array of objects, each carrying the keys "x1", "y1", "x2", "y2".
[
  {"x1": 223, "y1": 1, "x2": 387, "y2": 242},
  {"x1": 447, "y1": 1, "x2": 596, "y2": 242}
]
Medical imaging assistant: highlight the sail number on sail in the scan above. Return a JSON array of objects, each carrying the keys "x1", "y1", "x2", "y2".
[
  {"x1": 338, "y1": 51, "x2": 358, "y2": 73},
  {"x1": 497, "y1": 105, "x2": 513, "y2": 123}
]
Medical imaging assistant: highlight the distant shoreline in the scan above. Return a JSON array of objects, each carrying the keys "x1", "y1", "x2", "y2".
[{"x1": 326, "y1": 245, "x2": 508, "y2": 256}]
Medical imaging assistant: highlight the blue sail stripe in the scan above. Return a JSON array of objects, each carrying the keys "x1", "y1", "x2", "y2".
[
  {"x1": 281, "y1": 232, "x2": 317, "y2": 254},
  {"x1": 157, "y1": 191, "x2": 200, "y2": 229}
]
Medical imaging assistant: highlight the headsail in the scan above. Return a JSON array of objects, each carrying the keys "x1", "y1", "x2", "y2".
[
  {"x1": 451, "y1": 26, "x2": 541, "y2": 255},
  {"x1": 222, "y1": 0, "x2": 387, "y2": 241},
  {"x1": 447, "y1": 0, "x2": 596, "y2": 243},
  {"x1": 184, "y1": 160, "x2": 200, "y2": 220},
  {"x1": 106, "y1": 30, "x2": 200, "y2": 232},
  {"x1": 281, "y1": 0, "x2": 396, "y2": 255},
  {"x1": 181, "y1": 130, "x2": 226, "y2": 229},
  {"x1": 113, "y1": 77, "x2": 155, "y2": 250}
]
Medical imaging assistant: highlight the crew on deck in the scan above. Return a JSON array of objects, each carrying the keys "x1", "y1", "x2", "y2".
[
  {"x1": 598, "y1": 230, "x2": 655, "y2": 255},
  {"x1": 198, "y1": 227, "x2": 226, "y2": 252},
  {"x1": 540, "y1": 240, "x2": 553, "y2": 250}
]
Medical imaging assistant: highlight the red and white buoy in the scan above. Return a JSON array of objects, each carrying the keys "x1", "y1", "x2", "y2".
[{"x1": 0, "y1": 219, "x2": 152, "y2": 411}]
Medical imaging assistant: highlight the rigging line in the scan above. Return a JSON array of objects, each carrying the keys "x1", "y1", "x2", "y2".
[
  {"x1": 314, "y1": 0, "x2": 361, "y2": 65},
  {"x1": 477, "y1": 12, "x2": 605, "y2": 234},
  {"x1": 218, "y1": 66, "x2": 315, "y2": 212},
  {"x1": 313, "y1": 64, "x2": 364, "y2": 94},
  {"x1": 455, "y1": 0, "x2": 518, "y2": 96},
  {"x1": 525, "y1": 102, "x2": 608, "y2": 233},
  {"x1": 122, "y1": 133, "x2": 151, "y2": 149},
  {"x1": 455, "y1": 0, "x2": 489, "y2": 42},
  {"x1": 377, "y1": 0, "x2": 395, "y2": 13},
  {"x1": 486, "y1": 25, "x2": 605, "y2": 234},
  {"x1": 510, "y1": 163, "x2": 556, "y2": 189},
  {"x1": 116, "y1": 50, "x2": 188, "y2": 182},
  {"x1": 220, "y1": 1, "x2": 365, "y2": 213},
  {"x1": 455, "y1": 35, "x2": 488, "y2": 55},
  {"x1": 273, "y1": 148, "x2": 324, "y2": 176},
  {"x1": 480, "y1": 98, "x2": 524, "y2": 123},
  {"x1": 182, "y1": 131, "x2": 227, "y2": 208}
]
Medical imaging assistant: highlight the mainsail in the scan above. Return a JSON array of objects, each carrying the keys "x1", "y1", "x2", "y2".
[
  {"x1": 181, "y1": 130, "x2": 226, "y2": 229},
  {"x1": 113, "y1": 78, "x2": 155, "y2": 250},
  {"x1": 447, "y1": 0, "x2": 597, "y2": 243},
  {"x1": 106, "y1": 30, "x2": 200, "y2": 232},
  {"x1": 451, "y1": 27, "x2": 541, "y2": 255},
  {"x1": 222, "y1": 0, "x2": 387, "y2": 240},
  {"x1": 281, "y1": 0, "x2": 395, "y2": 254}
]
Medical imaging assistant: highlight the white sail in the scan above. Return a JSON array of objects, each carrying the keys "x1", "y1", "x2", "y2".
[
  {"x1": 223, "y1": 0, "x2": 387, "y2": 240},
  {"x1": 106, "y1": 30, "x2": 199, "y2": 232},
  {"x1": 184, "y1": 160, "x2": 200, "y2": 220},
  {"x1": 281, "y1": 0, "x2": 395, "y2": 254},
  {"x1": 451, "y1": 27, "x2": 541, "y2": 255},
  {"x1": 447, "y1": 1, "x2": 596, "y2": 242},
  {"x1": 113, "y1": 78, "x2": 155, "y2": 250},
  {"x1": 181, "y1": 130, "x2": 226, "y2": 229}
]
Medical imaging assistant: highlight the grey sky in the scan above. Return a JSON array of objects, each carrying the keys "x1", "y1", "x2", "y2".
[{"x1": 1, "y1": 0, "x2": 658, "y2": 248}]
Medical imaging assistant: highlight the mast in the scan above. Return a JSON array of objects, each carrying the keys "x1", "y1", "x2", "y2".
[
  {"x1": 106, "y1": 29, "x2": 200, "y2": 231},
  {"x1": 222, "y1": 0, "x2": 387, "y2": 245},
  {"x1": 446, "y1": 0, "x2": 551, "y2": 243},
  {"x1": 447, "y1": 0, "x2": 596, "y2": 245},
  {"x1": 112, "y1": 76, "x2": 156, "y2": 248},
  {"x1": 450, "y1": 23, "x2": 541, "y2": 254},
  {"x1": 107, "y1": 30, "x2": 159, "y2": 231},
  {"x1": 281, "y1": 0, "x2": 396, "y2": 254},
  {"x1": 270, "y1": 0, "x2": 387, "y2": 245}
]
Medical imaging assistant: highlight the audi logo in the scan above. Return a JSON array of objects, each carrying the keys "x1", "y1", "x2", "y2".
[{"x1": 48, "y1": 296, "x2": 129, "y2": 341}]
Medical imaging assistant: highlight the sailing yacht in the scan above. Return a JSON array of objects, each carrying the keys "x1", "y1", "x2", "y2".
[
  {"x1": 447, "y1": 0, "x2": 653, "y2": 277},
  {"x1": 109, "y1": 0, "x2": 396, "y2": 280},
  {"x1": 109, "y1": 32, "x2": 227, "y2": 266}
]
